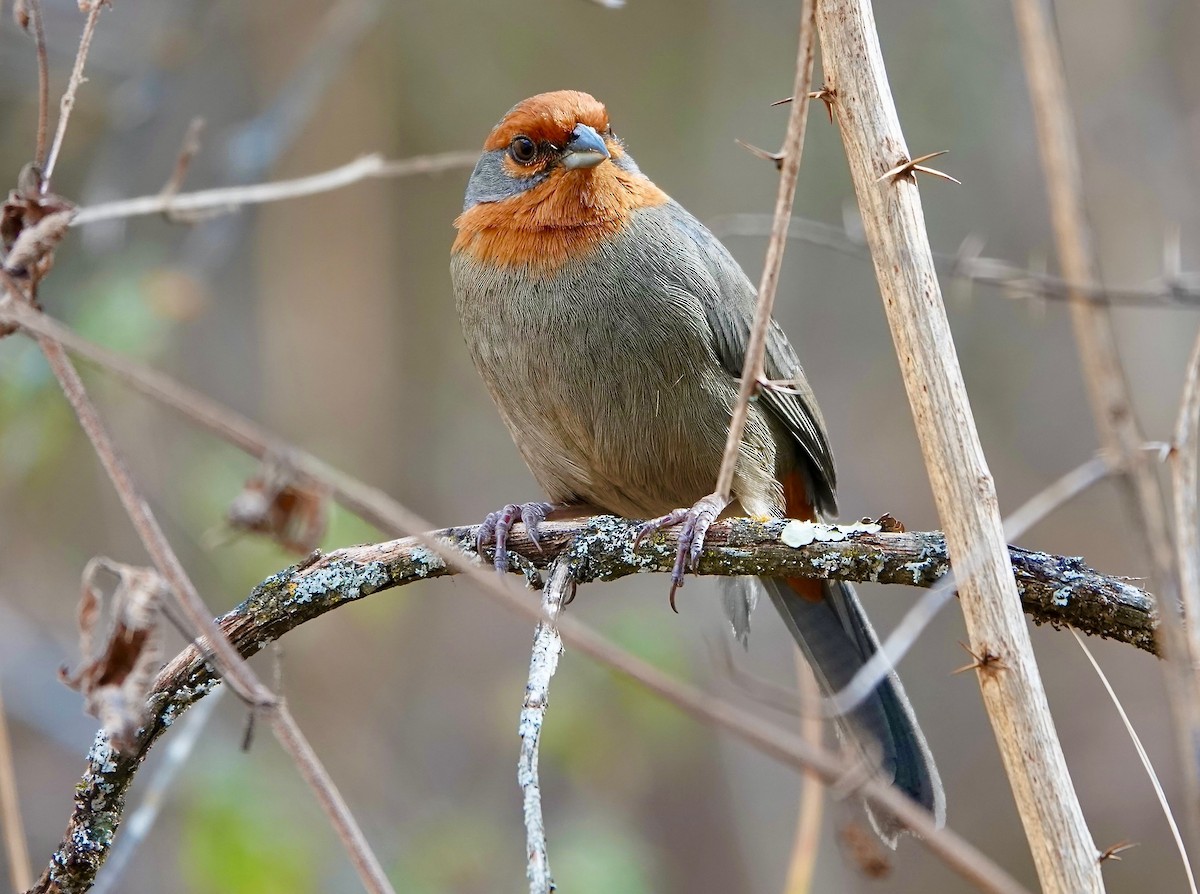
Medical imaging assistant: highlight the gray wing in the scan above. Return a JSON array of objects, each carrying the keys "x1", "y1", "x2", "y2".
[{"x1": 663, "y1": 202, "x2": 838, "y2": 514}]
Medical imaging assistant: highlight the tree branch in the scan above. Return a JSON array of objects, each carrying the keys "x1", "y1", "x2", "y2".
[
  {"x1": 1010, "y1": 0, "x2": 1193, "y2": 860},
  {"x1": 816, "y1": 0, "x2": 1103, "y2": 888},
  {"x1": 519, "y1": 556, "x2": 574, "y2": 894},
  {"x1": 69, "y1": 151, "x2": 478, "y2": 226},
  {"x1": 710, "y1": 213, "x2": 1200, "y2": 308},
  {"x1": 34, "y1": 515, "x2": 1155, "y2": 894}
]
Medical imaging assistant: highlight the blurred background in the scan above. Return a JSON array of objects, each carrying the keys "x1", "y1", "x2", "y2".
[{"x1": 1, "y1": 0, "x2": 1198, "y2": 891}]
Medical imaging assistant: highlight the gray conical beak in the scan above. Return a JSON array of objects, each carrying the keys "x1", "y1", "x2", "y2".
[{"x1": 561, "y1": 123, "x2": 610, "y2": 170}]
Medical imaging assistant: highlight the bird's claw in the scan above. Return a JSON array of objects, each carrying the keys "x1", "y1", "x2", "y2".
[
  {"x1": 634, "y1": 492, "x2": 729, "y2": 612},
  {"x1": 476, "y1": 501, "x2": 554, "y2": 573}
]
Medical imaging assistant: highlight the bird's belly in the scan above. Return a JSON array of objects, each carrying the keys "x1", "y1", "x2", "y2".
[{"x1": 454, "y1": 258, "x2": 734, "y2": 517}]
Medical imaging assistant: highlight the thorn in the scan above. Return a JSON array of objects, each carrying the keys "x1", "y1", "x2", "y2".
[
  {"x1": 876, "y1": 150, "x2": 960, "y2": 185},
  {"x1": 1098, "y1": 840, "x2": 1138, "y2": 863},
  {"x1": 810, "y1": 86, "x2": 836, "y2": 123},
  {"x1": 736, "y1": 139, "x2": 785, "y2": 171},
  {"x1": 952, "y1": 641, "x2": 1006, "y2": 677}
]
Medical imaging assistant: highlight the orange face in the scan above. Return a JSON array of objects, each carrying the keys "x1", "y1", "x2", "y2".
[
  {"x1": 483, "y1": 90, "x2": 614, "y2": 157},
  {"x1": 453, "y1": 91, "x2": 669, "y2": 274}
]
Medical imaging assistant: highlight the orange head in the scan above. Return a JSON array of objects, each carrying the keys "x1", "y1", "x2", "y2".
[{"x1": 453, "y1": 90, "x2": 668, "y2": 273}]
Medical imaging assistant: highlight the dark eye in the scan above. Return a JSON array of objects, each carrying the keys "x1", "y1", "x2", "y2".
[{"x1": 509, "y1": 136, "x2": 537, "y2": 164}]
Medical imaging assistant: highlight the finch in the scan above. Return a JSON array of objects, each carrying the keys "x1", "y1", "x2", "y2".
[{"x1": 450, "y1": 90, "x2": 943, "y2": 840}]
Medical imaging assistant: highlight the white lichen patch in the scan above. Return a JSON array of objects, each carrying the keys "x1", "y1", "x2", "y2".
[
  {"x1": 408, "y1": 546, "x2": 441, "y2": 576},
  {"x1": 779, "y1": 519, "x2": 882, "y2": 548},
  {"x1": 86, "y1": 730, "x2": 117, "y2": 773},
  {"x1": 291, "y1": 561, "x2": 389, "y2": 603}
]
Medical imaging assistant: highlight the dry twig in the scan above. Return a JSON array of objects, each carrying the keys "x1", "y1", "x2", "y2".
[
  {"x1": 519, "y1": 557, "x2": 574, "y2": 894},
  {"x1": 21, "y1": 322, "x2": 394, "y2": 894},
  {"x1": 816, "y1": 0, "x2": 1102, "y2": 889},
  {"x1": 1072, "y1": 631, "x2": 1198, "y2": 892},
  {"x1": 710, "y1": 212, "x2": 1200, "y2": 308},
  {"x1": 70, "y1": 151, "x2": 478, "y2": 226},
  {"x1": 1010, "y1": 0, "x2": 1194, "y2": 858},
  {"x1": 1, "y1": 304, "x2": 418, "y2": 538},
  {"x1": 713, "y1": 0, "x2": 816, "y2": 499},
  {"x1": 41, "y1": 1, "x2": 108, "y2": 187},
  {"x1": 828, "y1": 447, "x2": 1123, "y2": 717},
  {"x1": 90, "y1": 690, "x2": 224, "y2": 894},
  {"x1": 12, "y1": 0, "x2": 49, "y2": 167}
]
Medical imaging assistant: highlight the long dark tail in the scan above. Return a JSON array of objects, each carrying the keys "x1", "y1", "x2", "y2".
[{"x1": 762, "y1": 577, "x2": 945, "y2": 844}]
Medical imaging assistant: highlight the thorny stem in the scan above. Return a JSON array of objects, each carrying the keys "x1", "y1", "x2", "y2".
[{"x1": 713, "y1": 0, "x2": 817, "y2": 500}]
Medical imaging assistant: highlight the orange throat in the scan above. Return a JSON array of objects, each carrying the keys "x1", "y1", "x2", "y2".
[{"x1": 453, "y1": 163, "x2": 668, "y2": 275}]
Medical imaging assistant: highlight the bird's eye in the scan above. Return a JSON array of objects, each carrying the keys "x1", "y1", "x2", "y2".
[{"x1": 509, "y1": 136, "x2": 537, "y2": 164}]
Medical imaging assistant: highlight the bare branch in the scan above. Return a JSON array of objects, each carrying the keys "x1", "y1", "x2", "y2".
[
  {"x1": 12, "y1": 0, "x2": 49, "y2": 167},
  {"x1": 816, "y1": 0, "x2": 1103, "y2": 888},
  {"x1": 1073, "y1": 631, "x2": 1199, "y2": 894},
  {"x1": 268, "y1": 704, "x2": 393, "y2": 894},
  {"x1": 90, "y1": 690, "x2": 224, "y2": 894},
  {"x1": 714, "y1": 0, "x2": 816, "y2": 499},
  {"x1": 30, "y1": 324, "x2": 270, "y2": 706},
  {"x1": 827, "y1": 448, "x2": 1121, "y2": 718},
  {"x1": 520, "y1": 557, "x2": 573, "y2": 894},
  {"x1": 710, "y1": 212, "x2": 1200, "y2": 308},
  {"x1": 70, "y1": 151, "x2": 479, "y2": 226},
  {"x1": 159, "y1": 118, "x2": 205, "y2": 200},
  {"x1": 0, "y1": 305, "x2": 415, "y2": 538},
  {"x1": 41, "y1": 0, "x2": 108, "y2": 187},
  {"x1": 0, "y1": 301, "x2": 393, "y2": 894},
  {"x1": 41, "y1": 518, "x2": 1062, "y2": 894},
  {"x1": 1010, "y1": 0, "x2": 1195, "y2": 859}
]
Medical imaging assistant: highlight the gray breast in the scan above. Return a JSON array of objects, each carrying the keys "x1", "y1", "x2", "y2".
[{"x1": 451, "y1": 205, "x2": 786, "y2": 518}]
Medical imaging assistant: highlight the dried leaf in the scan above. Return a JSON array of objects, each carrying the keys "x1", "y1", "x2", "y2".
[
  {"x1": 1, "y1": 172, "x2": 74, "y2": 283},
  {"x1": 60, "y1": 558, "x2": 167, "y2": 750},
  {"x1": 226, "y1": 453, "x2": 330, "y2": 554},
  {"x1": 4, "y1": 208, "x2": 72, "y2": 275}
]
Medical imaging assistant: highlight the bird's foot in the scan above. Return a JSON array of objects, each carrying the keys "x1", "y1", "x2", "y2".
[
  {"x1": 476, "y1": 501, "x2": 555, "y2": 573},
  {"x1": 634, "y1": 492, "x2": 730, "y2": 611}
]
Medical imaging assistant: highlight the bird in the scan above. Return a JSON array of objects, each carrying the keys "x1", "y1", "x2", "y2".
[{"x1": 450, "y1": 90, "x2": 944, "y2": 841}]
